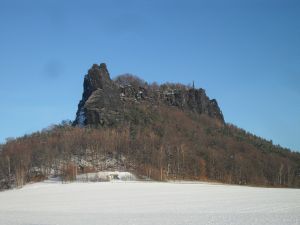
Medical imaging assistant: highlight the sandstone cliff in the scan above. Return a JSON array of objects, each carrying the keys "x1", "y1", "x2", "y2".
[{"x1": 74, "y1": 63, "x2": 224, "y2": 127}]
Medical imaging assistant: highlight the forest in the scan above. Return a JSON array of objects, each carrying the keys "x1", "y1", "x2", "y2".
[{"x1": 1, "y1": 103, "x2": 299, "y2": 190}]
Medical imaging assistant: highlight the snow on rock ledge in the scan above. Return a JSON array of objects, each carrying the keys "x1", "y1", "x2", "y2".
[{"x1": 76, "y1": 171, "x2": 136, "y2": 182}]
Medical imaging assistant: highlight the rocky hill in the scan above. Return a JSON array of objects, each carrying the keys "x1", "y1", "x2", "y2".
[
  {"x1": 0, "y1": 63, "x2": 299, "y2": 189},
  {"x1": 74, "y1": 63, "x2": 224, "y2": 127}
]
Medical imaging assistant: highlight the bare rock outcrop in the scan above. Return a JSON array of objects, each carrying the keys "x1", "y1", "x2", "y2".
[{"x1": 74, "y1": 63, "x2": 224, "y2": 127}]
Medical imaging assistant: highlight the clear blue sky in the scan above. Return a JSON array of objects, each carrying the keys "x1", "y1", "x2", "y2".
[{"x1": 0, "y1": 0, "x2": 299, "y2": 151}]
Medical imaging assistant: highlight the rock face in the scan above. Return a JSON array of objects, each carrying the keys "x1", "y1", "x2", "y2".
[
  {"x1": 74, "y1": 63, "x2": 122, "y2": 127},
  {"x1": 74, "y1": 63, "x2": 224, "y2": 127}
]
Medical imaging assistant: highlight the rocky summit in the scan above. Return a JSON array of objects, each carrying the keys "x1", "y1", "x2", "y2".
[{"x1": 74, "y1": 63, "x2": 224, "y2": 127}]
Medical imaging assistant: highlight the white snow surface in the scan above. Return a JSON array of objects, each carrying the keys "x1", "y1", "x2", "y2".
[
  {"x1": 0, "y1": 181, "x2": 299, "y2": 225},
  {"x1": 76, "y1": 171, "x2": 136, "y2": 182}
]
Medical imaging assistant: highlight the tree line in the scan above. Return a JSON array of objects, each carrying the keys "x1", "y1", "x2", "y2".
[{"x1": 0, "y1": 105, "x2": 299, "y2": 190}]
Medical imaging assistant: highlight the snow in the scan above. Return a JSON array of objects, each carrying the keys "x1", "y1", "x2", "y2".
[
  {"x1": 76, "y1": 171, "x2": 136, "y2": 182},
  {"x1": 0, "y1": 181, "x2": 299, "y2": 225},
  {"x1": 77, "y1": 108, "x2": 86, "y2": 127}
]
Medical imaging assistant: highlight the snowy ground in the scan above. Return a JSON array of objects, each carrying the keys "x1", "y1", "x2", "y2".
[
  {"x1": 0, "y1": 180, "x2": 299, "y2": 225},
  {"x1": 76, "y1": 171, "x2": 136, "y2": 182}
]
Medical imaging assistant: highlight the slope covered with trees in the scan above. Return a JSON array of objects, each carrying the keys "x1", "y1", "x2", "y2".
[{"x1": 0, "y1": 64, "x2": 299, "y2": 189}]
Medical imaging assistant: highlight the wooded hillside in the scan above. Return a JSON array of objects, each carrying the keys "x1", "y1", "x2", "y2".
[
  {"x1": 1, "y1": 105, "x2": 299, "y2": 189},
  {"x1": 1, "y1": 64, "x2": 299, "y2": 189}
]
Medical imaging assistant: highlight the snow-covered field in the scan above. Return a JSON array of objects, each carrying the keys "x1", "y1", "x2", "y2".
[{"x1": 0, "y1": 180, "x2": 299, "y2": 225}]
